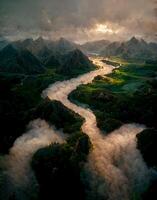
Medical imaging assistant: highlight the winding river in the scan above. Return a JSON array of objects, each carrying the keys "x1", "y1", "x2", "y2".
[
  {"x1": 0, "y1": 57, "x2": 152, "y2": 200},
  {"x1": 43, "y1": 57, "x2": 151, "y2": 200}
]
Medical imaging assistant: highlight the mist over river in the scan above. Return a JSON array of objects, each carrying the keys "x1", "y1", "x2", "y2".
[
  {"x1": 44, "y1": 57, "x2": 152, "y2": 200},
  {"x1": 0, "y1": 57, "x2": 153, "y2": 200}
]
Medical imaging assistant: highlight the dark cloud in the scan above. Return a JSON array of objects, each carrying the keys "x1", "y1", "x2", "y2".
[{"x1": 0, "y1": 0, "x2": 156, "y2": 42}]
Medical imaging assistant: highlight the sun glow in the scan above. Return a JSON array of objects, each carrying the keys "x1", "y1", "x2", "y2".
[{"x1": 95, "y1": 24, "x2": 119, "y2": 34}]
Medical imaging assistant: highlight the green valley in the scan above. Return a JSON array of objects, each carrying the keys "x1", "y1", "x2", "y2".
[{"x1": 69, "y1": 58, "x2": 157, "y2": 132}]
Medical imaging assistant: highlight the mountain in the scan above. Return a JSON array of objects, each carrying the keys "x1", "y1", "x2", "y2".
[
  {"x1": 0, "y1": 44, "x2": 45, "y2": 74},
  {"x1": 36, "y1": 46, "x2": 54, "y2": 63},
  {"x1": 100, "y1": 37, "x2": 157, "y2": 60},
  {"x1": 13, "y1": 37, "x2": 80, "y2": 62},
  {"x1": 100, "y1": 41, "x2": 121, "y2": 57},
  {"x1": 2, "y1": 37, "x2": 93, "y2": 76},
  {"x1": 81, "y1": 40, "x2": 110, "y2": 54},
  {"x1": 45, "y1": 53, "x2": 61, "y2": 68},
  {"x1": 57, "y1": 49, "x2": 95, "y2": 76},
  {"x1": 53, "y1": 37, "x2": 79, "y2": 54},
  {"x1": 13, "y1": 37, "x2": 54, "y2": 62}
]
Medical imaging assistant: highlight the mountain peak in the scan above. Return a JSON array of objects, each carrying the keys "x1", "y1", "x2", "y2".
[
  {"x1": 22, "y1": 38, "x2": 34, "y2": 46},
  {"x1": 59, "y1": 37, "x2": 68, "y2": 42},
  {"x1": 65, "y1": 49, "x2": 92, "y2": 65},
  {"x1": 23, "y1": 38, "x2": 33, "y2": 42},
  {"x1": 67, "y1": 49, "x2": 87, "y2": 60},
  {"x1": 58, "y1": 49, "x2": 94, "y2": 76},
  {"x1": 58, "y1": 37, "x2": 72, "y2": 45},
  {"x1": 36, "y1": 36, "x2": 44, "y2": 43},
  {"x1": 129, "y1": 36, "x2": 139, "y2": 44},
  {"x1": 55, "y1": 37, "x2": 77, "y2": 53}
]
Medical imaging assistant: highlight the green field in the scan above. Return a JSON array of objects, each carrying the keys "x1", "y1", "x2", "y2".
[{"x1": 69, "y1": 58, "x2": 157, "y2": 133}]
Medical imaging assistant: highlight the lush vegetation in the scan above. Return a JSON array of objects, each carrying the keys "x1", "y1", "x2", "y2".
[
  {"x1": 0, "y1": 61, "x2": 93, "y2": 153},
  {"x1": 1, "y1": 49, "x2": 157, "y2": 199},
  {"x1": 0, "y1": 44, "x2": 96, "y2": 200},
  {"x1": 32, "y1": 132, "x2": 91, "y2": 200},
  {"x1": 0, "y1": 69, "x2": 61, "y2": 153},
  {"x1": 0, "y1": 58, "x2": 93, "y2": 200},
  {"x1": 70, "y1": 59, "x2": 157, "y2": 133},
  {"x1": 69, "y1": 58, "x2": 157, "y2": 199}
]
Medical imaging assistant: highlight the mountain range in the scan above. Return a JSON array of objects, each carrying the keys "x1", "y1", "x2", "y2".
[
  {"x1": 100, "y1": 37, "x2": 157, "y2": 60},
  {"x1": 0, "y1": 36, "x2": 157, "y2": 75},
  {"x1": 13, "y1": 37, "x2": 79, "y2": 62},
  {"x1": 0, "y1": 44, "x2": 45, "y2": 74},
  {"x1": 0, "y1": 38, "x2": 94, "y2": 75}
]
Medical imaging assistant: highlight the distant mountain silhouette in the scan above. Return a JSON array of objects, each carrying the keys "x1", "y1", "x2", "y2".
[
  {"x1": 13, "y1": 37, "x2": 80, "y2": 62},
  {"x1": 100, "y1": 37, "x2": 157, "y2": 60},
  {"x1": 81, "y1": 40, "x2": 110, "y2": 54},
  {"x1": 53, "y1": 37, "x2": 79, "y2": 54},
  {"x1": 100, "y1": 42, "x2": 121, "y2": 56},
  {"x1": 0, "y1": 37, "x2": 95, "y2": 76},
  {"x1": 0, "y1": 44, "x2": 45, "y2": 74},
  {"x1": 13, "y1": 37, "x2": 53, "y2": 62}
]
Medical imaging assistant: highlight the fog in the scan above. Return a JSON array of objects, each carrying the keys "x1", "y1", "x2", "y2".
[
  {"x1": 0, "y1": 119, "x2": 65, "y2": 200},
  {"x1": 44, "y1": 58, "x2": 152, "y2": 199},
  {"x1": 83, "y1": 124, "x2": 150, "y2": 200}
]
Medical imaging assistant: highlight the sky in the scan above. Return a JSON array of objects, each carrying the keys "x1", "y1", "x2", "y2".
[{"x1": 0, "y1": 0, "x2": 157, "y2": 43}]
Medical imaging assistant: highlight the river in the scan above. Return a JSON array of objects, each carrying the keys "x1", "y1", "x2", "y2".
[
  {"x1": 43, "y1": 57, "x2": 151, "y2": 200},
  {"x1": 0, "y1": 57, "x2": 152, "y2": 200}
]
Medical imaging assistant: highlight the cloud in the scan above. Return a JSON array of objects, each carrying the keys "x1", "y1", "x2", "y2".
[
  {"x1": 0, "y1": 0, "x2": 156, "y2": 42},
  {"x1": 0, "y1": 119, "x2": 65, "y2": 200}
]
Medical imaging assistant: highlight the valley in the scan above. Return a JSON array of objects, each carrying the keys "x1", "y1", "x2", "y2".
[
  {"x1": 43, "y1": 57, "x2": 152, "y2": 200},
  {"x1": 0, "y1": 56, "x2": 156, "y2": 200},
  {"x1": 1, "y1": 0, "x2": 157, "y2": 199},
  {"x1": 0, "y1": 37, "x2": 157, "y2": 200}
]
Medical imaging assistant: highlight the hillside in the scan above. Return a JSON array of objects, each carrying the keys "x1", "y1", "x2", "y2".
[
  {"x1": 0, "y1": 44, "x2": 45, "y2": 74},
  {"x1": 0, "y1": 45, "x2": 94, "y2": 153},
  {"x1": 53, "y1": 37, "x2": 79, "y2": 53},
  {"x1": 69, "y1": 59, "x2": 157, "y2": 132},
  {"x1": 57, "y1": 49, "x2": 95, "y2": 76}
]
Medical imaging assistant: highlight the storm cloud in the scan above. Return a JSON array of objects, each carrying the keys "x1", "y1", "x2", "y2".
[{"x1": 0, "y1": 0, "x2": 157, "y2": 42}]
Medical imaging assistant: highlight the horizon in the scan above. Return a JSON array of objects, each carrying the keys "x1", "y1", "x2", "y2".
[
  {"x1": 0, "y1": 0, "x2": 157, "y2": 43},
  {"x1": 1, "y1": 35, "x2": 157, "y2": 45}
]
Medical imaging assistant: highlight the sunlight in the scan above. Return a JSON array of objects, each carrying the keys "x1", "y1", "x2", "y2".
[{"x1": 95, "y1": 24, "x2": 119, "y2": 34}]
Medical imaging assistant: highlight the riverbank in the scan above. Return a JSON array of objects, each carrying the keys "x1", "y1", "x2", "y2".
[{"x1": 1, "y1": 57, "x2": 155, "y2": 200}]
